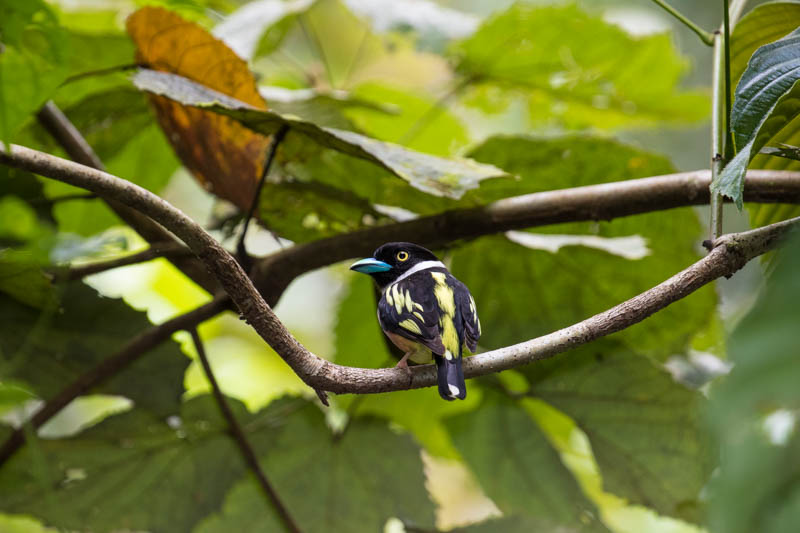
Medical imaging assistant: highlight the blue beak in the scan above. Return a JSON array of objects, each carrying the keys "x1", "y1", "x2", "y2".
[{"x1": 350, "y1": 257, "x2": 392, "y2": 274}]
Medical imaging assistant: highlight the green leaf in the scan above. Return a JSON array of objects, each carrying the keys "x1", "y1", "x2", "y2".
[
  {"x1": 194, "y1": 408, "x2": 435, "y2": 533},
  {"x1": 526, "y1": 342, "x2": 712, "y2": 523},
  {"x1": 130, "y1": 68, "x2": 507, "y2": 200},
  {"x1": 0, "y1": 396, "x2": 292, "y2": 533},
  {"x1": 707, "y1": 231, "x2": 800, "y2": 533},
  {"x1": 712, "y1": 28, "x2": 800, "y2": 209},
  {"x1": 0, "y1": 282, "x2": 187, "y2": 416},
  {"x1": 453, "y1": 136, "x2": 716, "y2": 359},
  {"x1": 213, "y1": 0, "x2": 315, "y2": 61},
  {"x1": 345, "y1": 82, "x2": 470, "y2": 156},
  {"x1": 730, "y1": 1, "x2": 800, "y2": 87},
  {"x1": 445, "y1": 391, "x2": 609, "y2": 532},
  {"x1": 448, "y1": 515, "x2": 599, "y2": 533},
  {"x1": 451, "y1": 4, "x2": 708, "y2": 130},
  {"x1": 0, "y1": 250, "x2": 56, "y2": 310},
  {"x1": 0, "y1": 0, "x2": 70, "y2": 141}
]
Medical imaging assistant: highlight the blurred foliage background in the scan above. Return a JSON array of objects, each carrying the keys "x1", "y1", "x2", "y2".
[{"x1": 1, "y1": 0, "x2": 799, "y2": 532}]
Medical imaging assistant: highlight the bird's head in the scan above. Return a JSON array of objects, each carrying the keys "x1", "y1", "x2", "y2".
[{"x1": 350, "y1": 242, "x2": 441, "y2": 288}]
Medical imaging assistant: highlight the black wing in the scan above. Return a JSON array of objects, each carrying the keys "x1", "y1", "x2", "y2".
[
  {"x1": 377, "y1": 275, "x2": 445, "y2": 355},
  {"x1": 453, "y1": 277, "x2": 481, "y2": 352}
]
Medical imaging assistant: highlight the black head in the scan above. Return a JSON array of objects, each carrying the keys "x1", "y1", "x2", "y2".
[{"x1": 350, "y1": 242, "x2": 440, "y2": 288}]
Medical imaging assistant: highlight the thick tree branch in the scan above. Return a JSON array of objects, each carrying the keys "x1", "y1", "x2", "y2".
[
  {"x1": 36, "y1": 101, "x2": 219, "y2": 292},
  {"x1": 0, "y1": 296, "x2": 228, "y2": 466},
  {"x1": 250, "y1": 169, "x2": 800, "y2": 305},
  {"x1": 2, "y1": 143, "x2": 797, "y2": 398},
  {"x1": 189, "y1": 329, "x2": 301, "y2": 533},
  {"x1": 51, "y1": 242, "x2": 193, "y2": 281}
]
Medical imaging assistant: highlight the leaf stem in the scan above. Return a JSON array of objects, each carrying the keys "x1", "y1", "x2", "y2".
[
  {"x1": 649, "y1": 0, "x2": 715, "y2": 46},
  {"x1": 189, "y1": 329, "x2": 302, "y2": 533},
  {"x1": 723, "y1": 0, "x2": 733, "y2": 161}
]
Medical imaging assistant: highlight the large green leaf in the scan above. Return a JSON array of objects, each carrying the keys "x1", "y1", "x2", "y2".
[
  {"x1": 130, "y1": 68, "x2": 507, "y2": 200},
  {"x1": 194, "y1": 406, "x2": 435, "y2": 533},
  {"x1": 451, "y1": 4, "x2": 708, "y2": 130},
  {"x1": 0, "y1": 282, "x2": 187, "y2": 416},
  {"x1": 707, "y1": 232, "x2": 800, "y2": 533},
  {"x1": 0, "y1": 250, "x2": 56, "y2": 310},
  {"x1": 345, "y1": 82, "x2": 470, "y2": 156},
  {"x1": 452, "y1": 136, "x2": 716, "y2": 359},
  {"x1": 0, "y1": 396, "x2": 294, "y2": 533},
  {"x1": 731, "y1": 2, "x2": 800, "y2": 226},
  {"x1": 526, "y1": 342, "x2": 712, "y2": 523},
  {"x1": 730, "y1": 1, "x2": 800, "y2": 86},
  {"x1": 713, "y1": 28, "x2": 800, "y2": 208},
  {"x1": 0, "y1": 0, "x2": 69, "y2": 141},
  {"x1": 445, "y1": 391, "x2": 609, "y2": 532}
]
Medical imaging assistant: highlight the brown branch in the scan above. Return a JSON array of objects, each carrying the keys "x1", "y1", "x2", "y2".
[
  {"x1": 50, "y1": 242, "x2": 193, "y2": 281},
  {"x1": 36, "y1": 101, "x2": 219, "y2": 293},
  {"x1": 2, "y1": 143, "x2": 797, "y2": 398},
  {"x1": 249, "y1": 169, "x2": 800, "y2": 306},
  {"x1": 189, "y1": 329, "x2": 302, "y2": 533},
  {"x1": 0, "y1": 296, "x2": 228, "y2": 466}
]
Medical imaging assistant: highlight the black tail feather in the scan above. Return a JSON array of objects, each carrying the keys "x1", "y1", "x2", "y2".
[{"x1": 434, "y1": 352, "x2": 466, "y2": 401}]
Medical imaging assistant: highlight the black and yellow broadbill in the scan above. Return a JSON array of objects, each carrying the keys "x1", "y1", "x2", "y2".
[{"x1": 351, "y1": 243, "x2": 481, "y2": 400}]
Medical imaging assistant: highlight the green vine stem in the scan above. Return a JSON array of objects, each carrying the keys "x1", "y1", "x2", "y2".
[{"x1": 649, "y1": 0, "x2": 715, "y2": 45}]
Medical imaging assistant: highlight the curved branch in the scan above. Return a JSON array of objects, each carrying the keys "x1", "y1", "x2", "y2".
[{"x1": 2, "y1": 143, "x2": 797, "y2": 398}]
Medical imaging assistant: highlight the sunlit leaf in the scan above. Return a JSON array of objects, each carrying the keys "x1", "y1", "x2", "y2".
[
  {"x1": 0, "y1": 0, "x2": 70, "y2": 141},
  {"x1": 195, "y1": 406, "x2": 435, "y2": 533},
  {"x1": 712, "y1": 28, "x2": 800, "y2": 208},
  {"x1": 526, "y1": 342, "x2": 712, "y2": 523},
  {"x1": 446, "y1": 391, "x2": 609, "y2": 532},
  {"x1": 346, "y1": 82, "x2": 470, "y2": 156},
  {"x1": 451, "y1": 4, "x2": 708, "y2": 130},
  {"x1": 0, "y1": 282, "x2": 187, "y2": 416},
  {"x1": 708, "y1": 232, "x2": 800, "y2": 533},
  {"x1": 213, "y1": 0, "x2": 315, "y2": 61}
]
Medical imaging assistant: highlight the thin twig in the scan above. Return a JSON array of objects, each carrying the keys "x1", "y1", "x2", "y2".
[
  {"x1": 0, "y1": 296, "x2": 229, "y2": 467},
  {"x1": 189, "y1": 329, "x2": 302, "y2": 533},
  {"x1": 649, "y1": 0, "x2": 715, "y2": 45},
  {"x1": 710, "y1": 30, "x2": 726, "y2": 240},
  {"x1": 236, "y1": 125, "x2": 289, "y2": 269},
  {"x1": 723, "y1": 0, "x2": 733, "y2": 162},
  {"x1": 51, "y1": 242, "x2": 193, "y2": 281},
  {"x1": 3, "y1": 141, "x2": 796, "y2": 397}
]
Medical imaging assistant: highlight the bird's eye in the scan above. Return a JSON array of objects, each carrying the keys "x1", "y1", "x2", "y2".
[{"x1": 396, "y1": 251, "x2": 409, "y2": 262}]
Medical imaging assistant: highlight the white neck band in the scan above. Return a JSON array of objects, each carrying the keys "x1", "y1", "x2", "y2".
[{"x1": 394, "y1": 260, "x2": 446, "y2": 283}]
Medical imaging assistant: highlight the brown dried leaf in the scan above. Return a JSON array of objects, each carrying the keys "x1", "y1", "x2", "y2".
[{"x1": 126, "y1": 6, "x2": 270, "y2": 209}]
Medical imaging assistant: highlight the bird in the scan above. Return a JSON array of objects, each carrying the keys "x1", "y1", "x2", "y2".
[{"x1": 350, "y1": 242, "x2": 481, "y2": 401}]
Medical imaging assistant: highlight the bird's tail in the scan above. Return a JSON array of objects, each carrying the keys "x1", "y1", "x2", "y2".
[{"x1": 435, "y1": 349, "x2": 466, "y2": 401}]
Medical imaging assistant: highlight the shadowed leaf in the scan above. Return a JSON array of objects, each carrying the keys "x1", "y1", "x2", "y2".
[
  {"x1": 526, "y1": 342, "x2": 712, "y2": 523},
  {"x1": 446, "y1": 391, "x2": 609, "y2": 532},
  {"x1": 194, "y1": 404, "x2": 435, "y2": 533},
  {"x1": 0, "y1": 283, "x2": 187, "y2": 416}
]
